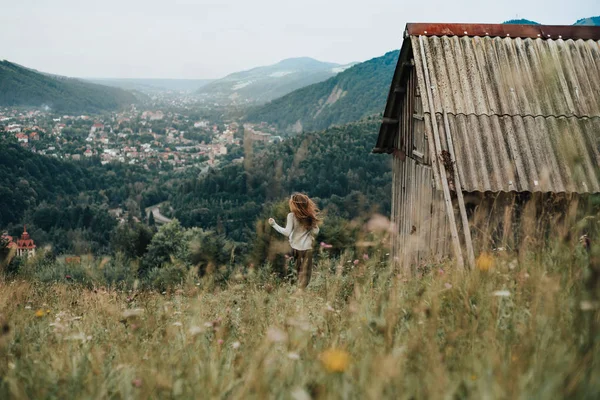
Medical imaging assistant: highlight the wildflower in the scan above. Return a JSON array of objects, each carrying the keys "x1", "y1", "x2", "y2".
[
  {"x1": 291, "y1": 388, "x2": 311, "y2": 400},
  {"x1": 46, "y1": 309, "x2": 51, "y2": 314},
  {"x1": 492, "y1": 290, "x2": 510, "y2": 297},
  {"x1": 444, "y1": 283, "x2": 452, "y2": 289},
  {"x1": 232, "y1": 341, "x2": 241, "y2": 349},
  {"x1": 132, "y1": 378, "x2": 142, "y2": 388},
  {"x1": 24, "y1": 305, "x2": 32, "y2": 310},
  {"x1": 438, "y1": 268, "x2": 444, "y2": 275},
  {"x1": 35, "y1": 309, "x2": 45, "y2": 318},
  {"x1": 122, "y1": 309, "x2": 144, "y2": 319},
  {"x1": 320, "y1": 242, "x2": 333, "y2": 249},
  {"x1": 65, "y1": 275, "x2": 72, "y2": 280},
  {"x1": 476, "y1": 253, "x2": 494, "y2": 271},
  {"x1": 189, "y1": 326, "x2": 203, "y2": 336},
  {"x1": 580, "y1": 300, "x2": 599, "y2": 311},
  {"x1": 172, "y1": 322, "x2": 182, "y2": 327},
  {"x1": 471, "y1": 374, "x2": 477, "y2": 381},
  {"x1": 66, "y1": 333, "x2": 88, "y2": 341},
  {"x1": 217, "y1": 339, "x2": 224, "y2": 345},
  {"x1": 266, "y1": 327, "x2": 288, "y2": 343},
  {"x1": 353, "y1": 259, "x2": 359, "y2": 265},
  {"x1": 287, "y1": 352, "x2": 300, "y2": 360},
  {"x1": 320, "y1": 348, "x2": 350, "y2": 373},
  {"x1": 363, "y1": 254, "x2": 369, "y2": 260}
]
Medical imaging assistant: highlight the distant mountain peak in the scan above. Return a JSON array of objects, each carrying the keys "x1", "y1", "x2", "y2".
[{"x1": 196, "y1": 57, "x2": 350, "y2": 103}]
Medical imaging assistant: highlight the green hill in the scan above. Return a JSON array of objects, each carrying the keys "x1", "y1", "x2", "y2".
[
  {"x1": 0, "y1": 61, "x2": 139, "y2": 113},
  {"x1": 502, "y1": 19, "x2": 541, "y2": 25},
  {"x1": 245, "y1": 51, "x2": 399, "y2": 134},
  {"x1": 574, "y1": 16, "x2": 600, "y2": 26}
]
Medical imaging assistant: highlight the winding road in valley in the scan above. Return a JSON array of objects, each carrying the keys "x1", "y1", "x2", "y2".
[{"x1": 145, "y1": 204, "x2": 172, "y2": 225}]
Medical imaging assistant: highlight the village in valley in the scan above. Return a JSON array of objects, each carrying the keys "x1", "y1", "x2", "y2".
[{"x1": 0, "y1": 104, "x2": 283, "y2": 171}]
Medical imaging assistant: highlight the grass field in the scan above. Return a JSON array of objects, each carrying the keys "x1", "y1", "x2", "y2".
[{"x1": 1, "y1": 247, "x2": 599, "y2": 399}]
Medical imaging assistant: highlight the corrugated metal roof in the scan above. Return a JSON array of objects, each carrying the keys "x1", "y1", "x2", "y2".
[
  {"x1": 375, "y1": 23, "x2": 600, "y2": 193},
  {"x1": 433, "y1": 114, "x2": 600, "y2": 193},
  {"x1": 412, "y1": 35, "x2": 600, "y2": 118}
]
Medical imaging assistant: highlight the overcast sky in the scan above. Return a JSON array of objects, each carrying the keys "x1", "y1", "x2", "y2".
[{"x1": 0, "y1": 0, "x2": 597, "y2": 79}]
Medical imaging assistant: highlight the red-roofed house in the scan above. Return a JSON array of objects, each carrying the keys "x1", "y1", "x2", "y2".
[
  {"x1": 2, "y1": 226, "x2": 36, "y2": 258},
  {"x1": 15, "y1": 133, "x2": 28, "y2": 143},
  {"x1": 91, "y1": 123, "x2": 104, "y2": 134},
  {"x1": 16, "y1": 226, "x2": 36, "y2": 257}
]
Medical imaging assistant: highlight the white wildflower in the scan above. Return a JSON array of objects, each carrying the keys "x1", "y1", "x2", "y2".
[
  {"x1": 580, "y1": 301, "x2": 599, "y2": 311},
  {"x1": 266, "y1": 327, "x2": 288, "y2": 343},
  {"x1": 291, "y1": 388, "x2": 311, "y2": 400},
  {"x1": 122, "y1": 308, "x2": 144, "y2": 319},
  {"x1": 189, "y1": 326, "x2": 203, "y2": 336}
]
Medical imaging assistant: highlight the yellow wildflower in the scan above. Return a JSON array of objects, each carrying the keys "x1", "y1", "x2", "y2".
[
  {"x1": 320, "y1": 348, "x2": 350, "y2": 373},
  {"x1": 476, "y1": 253, "x2": 494, "y2": 271},
  {"x1": 35, "y1": 309, "x2": 45, "y2": 318}
]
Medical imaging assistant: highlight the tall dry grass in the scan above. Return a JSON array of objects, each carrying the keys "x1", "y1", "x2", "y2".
[{"x1": 1, "y1": 245, "x2": 598, "y2": 399}]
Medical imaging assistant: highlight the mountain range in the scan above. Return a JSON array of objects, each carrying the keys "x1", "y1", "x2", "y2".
[
  {"x1": 195, "y1": 57, "x2": 356, "y2": 104},
  {"x1": 0, "y1": 61, "x2": 140, "y2": 114}
]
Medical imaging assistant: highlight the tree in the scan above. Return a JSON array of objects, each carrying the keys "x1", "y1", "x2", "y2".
[
  {"x1": 148, "y1": 211, "x2": 156, "y2": 227},
  {"x1": 140, "y1": 220, "x2": 186, "y2": 276}
]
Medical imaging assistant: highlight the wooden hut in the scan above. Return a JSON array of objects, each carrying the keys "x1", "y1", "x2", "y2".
[{"x1": 373, "y1": 23, "x2": 600, "y2": 270}]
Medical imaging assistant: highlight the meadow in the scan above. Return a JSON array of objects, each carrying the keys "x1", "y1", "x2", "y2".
[{"x1": 1, "y1": 243, "x2": 599, "y2": 399}]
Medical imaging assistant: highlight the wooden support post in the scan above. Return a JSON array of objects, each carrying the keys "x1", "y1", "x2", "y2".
[
  {"x1": 418, "y1": 35, "x2": 465, "y2": 270},
  {"x1": 443, "y1": 110, "x2": 476, "y2": 269}
]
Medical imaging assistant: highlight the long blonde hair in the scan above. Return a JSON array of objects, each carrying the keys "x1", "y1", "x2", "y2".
[{"x1": 289, "y1": 193, "x2": 321, "y2": 230}]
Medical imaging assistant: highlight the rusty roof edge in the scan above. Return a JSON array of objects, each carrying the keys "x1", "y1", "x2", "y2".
[{"x1": 406, "y1": 23, "x2": 600, "y2": 41}]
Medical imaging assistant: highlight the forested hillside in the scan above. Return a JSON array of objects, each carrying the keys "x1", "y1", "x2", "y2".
[
  {"x1": 0, "y1": 142, "x2": 166, "y2": 253},
  {"x1": 170, "y1": 119, "x2": 391, "y2": 242},
  {"x1": 0, "y1": 61, "x2": 139, "y2": 113},
  {"x1": 245, "y1": 51, "x2": 398, "y2": 134}
]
